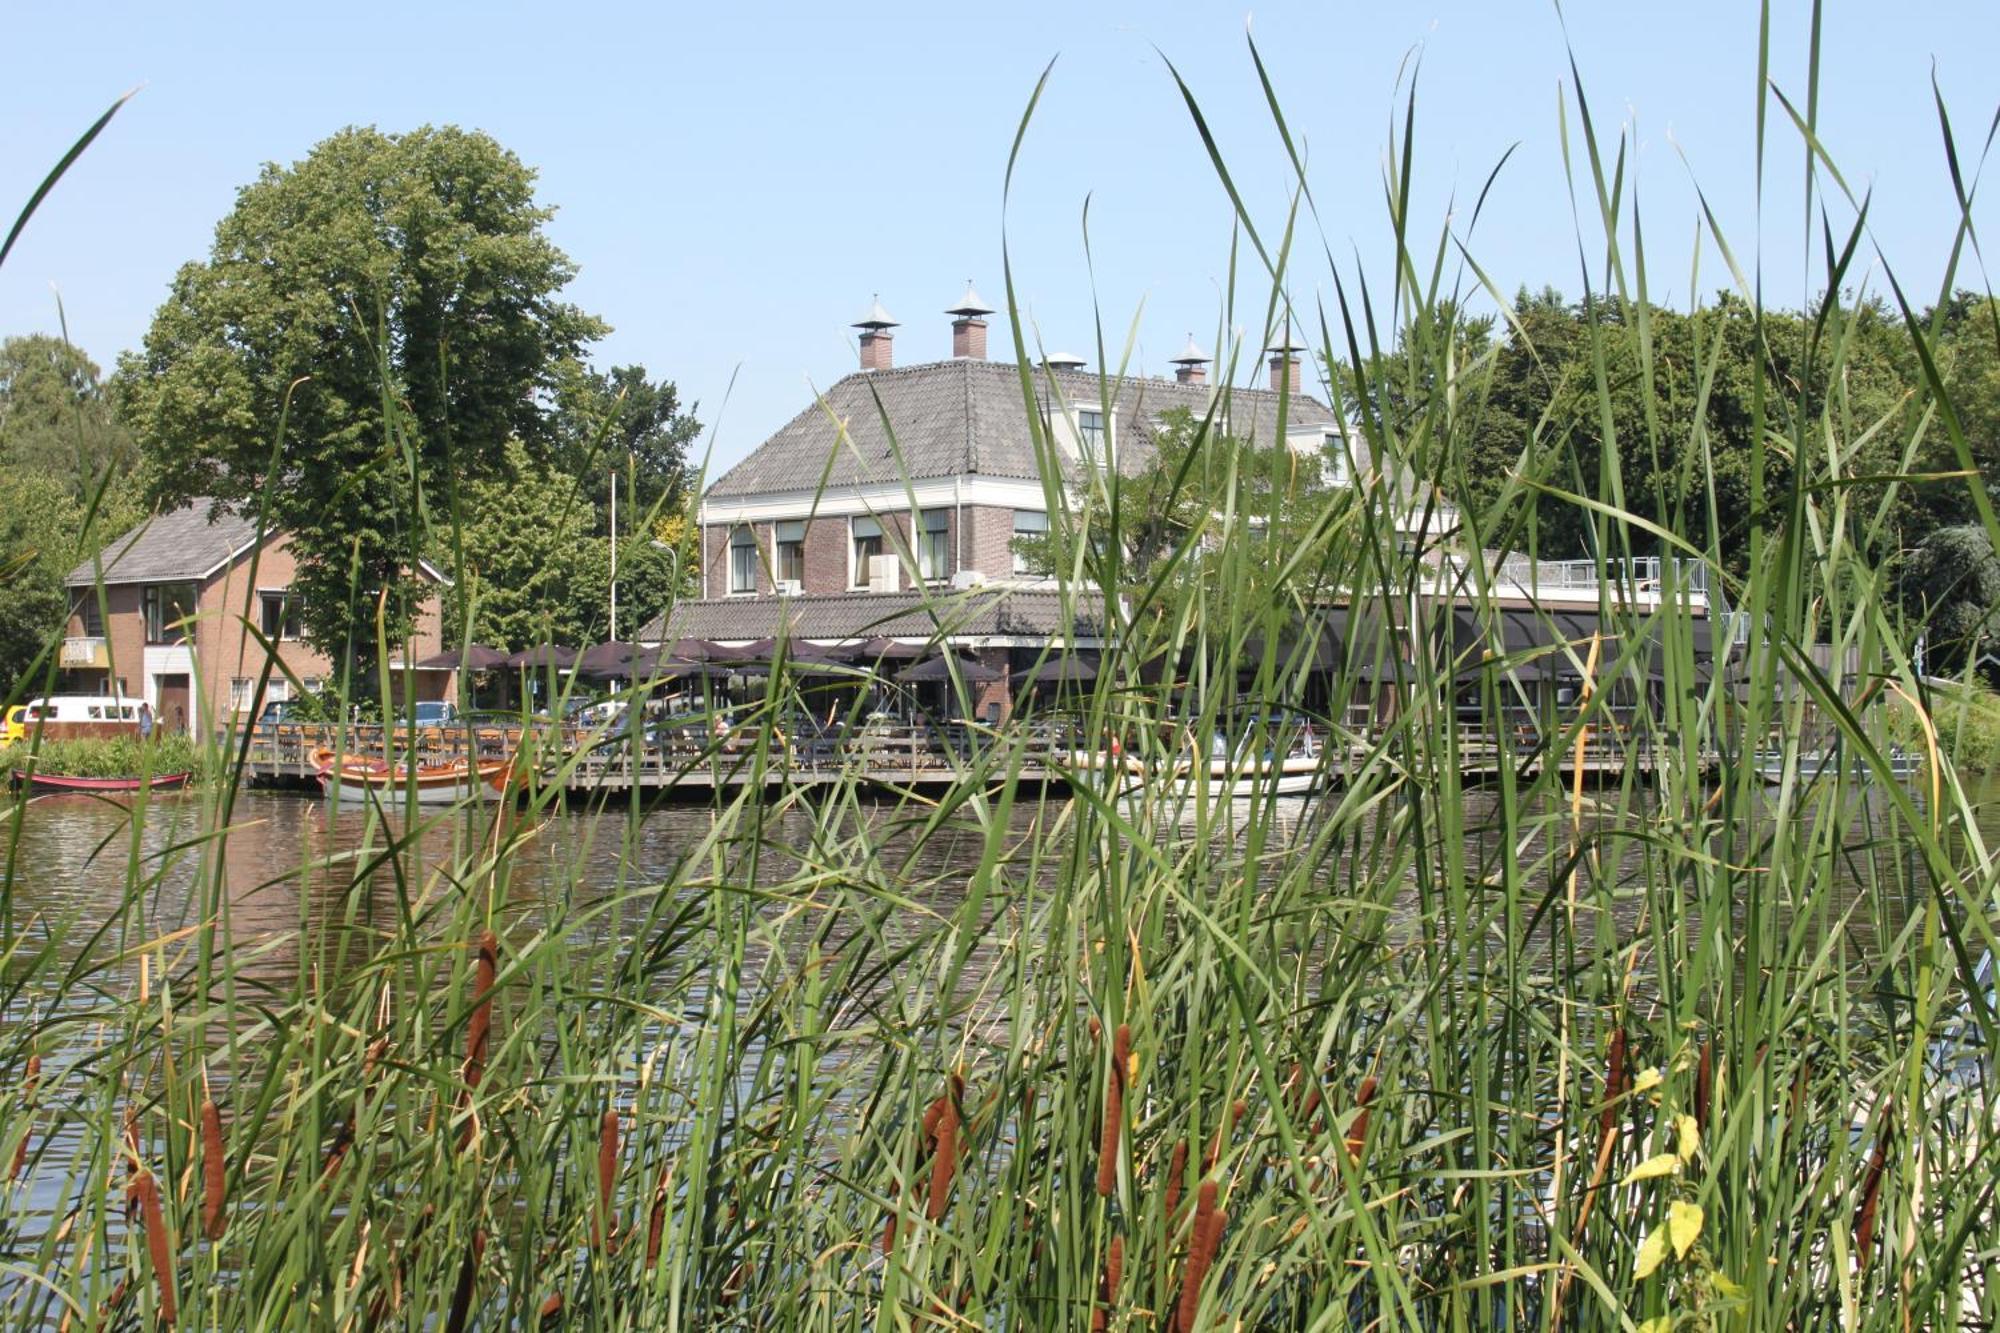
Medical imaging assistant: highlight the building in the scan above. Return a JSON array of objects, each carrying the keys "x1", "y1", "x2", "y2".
[
  {"x1": 62, "y1": 503, "x2": 450, "y2": 727},
  {"x1": 645, "y1": 286, "x2": 1353, "y2": 716}
]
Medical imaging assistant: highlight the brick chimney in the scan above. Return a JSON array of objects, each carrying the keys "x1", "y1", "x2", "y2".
[
  {"x1": 1266, "y1": 323, "x2": 1303, "y2": 394},
  {"x1": 1169, "y1": 333, "x2": 1211, "y2": 386},
  {"x1": 855, "y1": 296, "x2": 898, "y2": 372},
  {"x1": 946, "y1": 280, "x2": 994, "y2": 360}
]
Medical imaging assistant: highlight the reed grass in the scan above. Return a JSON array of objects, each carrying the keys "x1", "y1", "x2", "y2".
[{"x1": 2, "y1": 7, "x2": 1998, "y2": 1330}]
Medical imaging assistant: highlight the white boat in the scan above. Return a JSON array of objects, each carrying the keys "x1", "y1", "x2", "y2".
[
  {"x1": 1067, "y1": 731, "x2": 1324, "y2": 799},
  {"x1": 1752, "y1": 745, "x2": 1924, "y2": 786},
  {"x1": 313, "y1": 750, "x2": 515, "y2": 805}
]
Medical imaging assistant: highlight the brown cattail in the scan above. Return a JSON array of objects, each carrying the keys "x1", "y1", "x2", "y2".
[
  {"x1": 1175, "y1": 1180, "x2": 1222, "y2": 1333},
  {"x1": 596, "y1": 1108, "x2": 620, "y2": 1252},
  {"x1": 1164, "y1": 1139, "x2": 1189, "y2": 1221},
  {"x1": 538, "y1": 1292, "x2": 563, "y2": 1322},
  {"x1": 465, "y1": 931, "x2": 498, "y2": 1090},
  {"x1": 1855, "y1": 1109, "x2": 1893, "y2": 1272},
  {"x1": 882, "y1": 1182, "x2": 901, "y2": 1258},
  {"x1": 645, "y1": 1169, "x2": 670, "y2": 1266},
  {"x1": 927, "y1": 1097, "x2": 959, "y2": 1221},
  {"x1": 444, "y1": 1228, "x2": 485, "y2": 1333},
  {"x1": 1344, "y1": 1077, "x2": 1379, "y2": 1164},
  {"x1": 1097, "y1": 1025, "x2": 1129, "y2": 1198},
  {"x1": 136, "y1": 1170, "x2": 176, "y2": 1325},
  {"x1": 1695, "y1": 1039, "x2": 1714, "y2": 1135},
  {"x1": 1205, "y1": 1100, "x2": 1246, "y2": 1172},
  {"x1": 200, "y1": 1099, "x2": 226, "y2": 1241},
  {"x1": 1601, "y1": 1027, "x2": 1629, "y2": 1138},
  {"x1": 1092, "y1": 1233, "x2": 1125, "y2": 1331}
]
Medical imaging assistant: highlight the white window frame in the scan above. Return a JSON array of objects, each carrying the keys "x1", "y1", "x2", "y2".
[
  {"x1": 258, "y1": 589, "x2": 302, "y2": 641},
  {"x1": 917, "y1": 509, "x2": 951, "y2": 582},
  {"x1": 727, "y1": 525, "x2": 758, "y2": 596},
  {"x1": 1077, "y1": 408, "x2": 1107, "y2": 454},
  {"x1": 850, "y1": 515, "x2": 884, "y2": 589},
  {"x1": 773, "y1": 519, "x2": 807, "y2": 588},
  {"x1": 1012, "y1": 509, "x2": 1049, "y2": 576}
]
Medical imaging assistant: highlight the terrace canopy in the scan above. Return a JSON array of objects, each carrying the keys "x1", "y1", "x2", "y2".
[
  {"x1": 413, "y1": 643, "x2": 509, "y2": 671},
  {"x1": 1447, "y1": 609, "x2": 1718, "y2": 683},
  {"x1": 1017, "y1": 654, "x2": 1099, "y2": 687},
  {"x1": 575, "y1": 641, "x2": 644, "y2": 679},
  {"x1": 504, "y1": 645, "x2": 579, "y2": 671},
  {"x1": 897, "y1": 655, "x2": 1003, "y2": 684}
]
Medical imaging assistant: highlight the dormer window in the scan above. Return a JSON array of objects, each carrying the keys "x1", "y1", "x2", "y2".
[
  {"x1": 1077, "y1": 408, "x2": 1106, "y2": 453},
  {"x1": 1323, "y1": 430, "x2": 1352, "y2": 487}
]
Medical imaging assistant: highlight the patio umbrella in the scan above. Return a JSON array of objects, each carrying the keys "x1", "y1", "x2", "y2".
[
  {"x1": 504, "y1": 644, "x2": 579, "y2": 671},
  {"x1": 413, "y1": 643, "x2": 508, "y2": 671},
  {"x1": 665, "y1": 638, "x2": 729, "y2": 662},
  {"x1": 855, "y1": 636, "x2": 924, "y2": 662},
  {"x1": 712, "y1": 637, "x2": 778, "y2": 664},
  {"x1": 1019, "y1": 654, "x2": 1099, "y2": 687},
  {"x1": 575, "y1": 641, "x2": 642, "y2": 679},
  {"x1": 897, "y1": 655, "x2": 1003, "y2": 684}
]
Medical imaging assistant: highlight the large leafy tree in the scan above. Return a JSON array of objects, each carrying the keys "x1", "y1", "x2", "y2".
[
  {"x1": 0, "y1": 334, "x2": 134, "y2": 489},
  {"x1": 0, "y1": 469, "x2": 144, "y2": 697},
  {"x1": 118, "y1": 125, "x2": 606, "y2": 687},
  {"x1": 552, "y1": 361, "x2": 702, "y2": 530},
  {"x1": 1899, "y1": 523, "x2": 2000, "y2": 673}
]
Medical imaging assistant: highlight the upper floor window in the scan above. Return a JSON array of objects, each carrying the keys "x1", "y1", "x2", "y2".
[
  {"x1": 1077, "y1": 408, "x2": 1106, "y2": 453},
  {"x1": 74, "y1": 595, "x2": 103, "y2": 638},
  {"x1": 728, "y1": 526, "x2": 758, "y2": 595},
  {"x1": 851, "y1": 515, "x2": 884, "y2": 587},
  {"x1": 1323, "y1": 430, "x2": 1352, "y2": 487},
  {"x1": 774, "y1": 520, "x2": 807, "y2": 587},
  {"x1": 142, "y1": 583, "x2": 197, "y2": 645},
  {"x1": 1012, "y1": 510, "x2": 1049, "y2": 576},
  {"x1": 917, "y1": 509, "x2": 951, "y2": 582},
  {"x1": 259, "y1": 591, "x2": 302, "y2": 641}
]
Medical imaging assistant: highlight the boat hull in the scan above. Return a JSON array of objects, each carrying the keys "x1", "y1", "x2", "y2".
[
  {"x1": 313, "y1": 753, "x2": 513, "y2": 806},
  {"x1": 13, "y1": 770, "x2": 192, "y2": 794},
  {"x1": 1067, "y1": 751, "x2": 1321, "y2": 798}
]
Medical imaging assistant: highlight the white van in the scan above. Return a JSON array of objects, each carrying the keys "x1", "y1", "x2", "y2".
[{"x1": 2, "y1": 695, "x2": 143, "y2": 744}]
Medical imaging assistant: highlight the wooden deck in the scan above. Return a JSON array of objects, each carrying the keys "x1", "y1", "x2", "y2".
[{"x1": 237, "y1": 718, "x2": 1693, "y2": 799}]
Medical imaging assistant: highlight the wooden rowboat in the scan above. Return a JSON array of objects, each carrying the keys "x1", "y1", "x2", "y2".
[
  {"x1": 311, "y1": 750, "x2": 515, "y2": 806},
  {"x1": 11, "y1": 770, "x2": 194, "y2": 794}
]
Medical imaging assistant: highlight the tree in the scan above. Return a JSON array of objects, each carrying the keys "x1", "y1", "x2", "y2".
[
  {"x1": 552, "y1": 361, "x2": 701, "y2": 530},
  {"x1": 0, "y1": 469, "x2": 143, "y2": 697},
  {"x1": 0, "y1": 334, "x2": 134, "y2": 490},
  {"x1": 119, "y1": 125, "x2": 607, "y2": 690},
  {"x1": 1899, "y1": 524, "x2": 2000, "y2": 673}
]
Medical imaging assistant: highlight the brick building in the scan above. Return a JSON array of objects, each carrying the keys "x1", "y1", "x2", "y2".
[
  {"x1": 646, "y1": 286, "x2": 1349, "y2": 715},
  {"x1": 62, "y1": 503, "x2": 450, "y2": 729}
]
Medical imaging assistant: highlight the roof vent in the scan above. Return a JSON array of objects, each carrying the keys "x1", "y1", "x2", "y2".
[
  {"x1": 946, "y1": 280, "x2": 994, "y2": 360},
  {"x1": 854, "y1": 296, "x2": 899, "y2": 372},
  {"x1": 1045, "y1": 352, "x2": 1086, "y2": 372},
  {"x1": 1169, "y1": 333, "x2": 1211, "y2": 386}
]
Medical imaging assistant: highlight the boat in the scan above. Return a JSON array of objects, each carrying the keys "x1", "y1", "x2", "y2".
[
  {"x1": 11, "y1": 770, "x2": 193, "y2": 794},
  {"x1": 1752, "y1": 745, "x2": 1924, "y2": 786},
  {"x1": 1068, "y1": 725, "x2": 1324, "y2": 799},
  {"x1": 311, "y1": 750, "x2": 515, "y2": 806}
]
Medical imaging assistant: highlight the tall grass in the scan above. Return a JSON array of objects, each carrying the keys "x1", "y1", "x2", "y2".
[{"x1": 4, "y1": 10, "x2": 1999, "y2": 1330}]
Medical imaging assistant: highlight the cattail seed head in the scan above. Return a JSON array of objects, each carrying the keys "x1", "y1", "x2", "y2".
[
  {"x1": 1092, "y1": 1233, "x2": 1125, "y2": 1331},
  {"x1": 200, "y1": 1100, "x2": 226, "y2": 1241},
  {"x1": 596, "y1": 1108, "x2": 620, "y2": 1252},
  {"x1": 1097, "y1": 1025, "x2": 1130, "y2": 1197},
  {"x1": 1345, "y1": 1077, "x2": 1378, "y2": 1164},
  {"x1": 1601, "y1": 1027, "x2": 1628, "y2": 1139},
  {"x1": 1856, "y1": 1108, "x2": 1893, "y2": 1272},
  {"x1": 1176, "y1": 1181, "x2": 1223, "y2": 1333},
  {"x1": 1164, "y1": 1139, "x2": 1189, "y2": 1221},
  {"x1": 927, "y1": 1095, "x2": 959, "y2": 1221},
  {"x1": 137, "y1": 1170, "x2": 176, "y2": 1325},
  {"x1": 1695, "y1": 1039, "x2": 1714, "y2": 1135},
  {"x1": 465, "y1": 931, "x2": 499, "y2": 1090},
  {"x1": 646, "y1": 1169, "x2": 670, "y2": 1267}
]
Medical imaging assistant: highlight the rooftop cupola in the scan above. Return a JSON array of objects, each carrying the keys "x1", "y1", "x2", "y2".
[
  {"x1": 1169, "y1": 333, "x2": 1211, "y2": 386},
  {"x1": 1265, "y1": 322, "x2": 1304, "y2": 394},
  {"x1": 946, "y1": 280, "x2": 995, "y2": 360},
  {"x1": 854, "y1": 296, "x2": 899, "y2": 372},
  {"x1": 1045, "y1": 352, "x2": 1086, "y2": 372}
]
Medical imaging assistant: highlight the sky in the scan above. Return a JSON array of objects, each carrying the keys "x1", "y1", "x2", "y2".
[{"x1": 4, "y1": 2, "x2": 1996, "y2": 477}]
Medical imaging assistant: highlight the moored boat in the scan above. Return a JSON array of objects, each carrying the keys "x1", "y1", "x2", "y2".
[
  {"x1": 1067, "y1": 728, "x2": 1324, "y2": 799},
  {"x1": 311, "y1": 750, "x2": 514, "y2": 805},
  {"x1": 11, "y1": 770, "x2": 193, "y2": 794}
]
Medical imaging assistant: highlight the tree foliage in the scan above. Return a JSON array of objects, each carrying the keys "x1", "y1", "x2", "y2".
[
  {"x1": 1898, "y1": 523, "x2": 2000, "y2": 673},
  {"x1": 0, "y1": 334, "x2": 134, "y2": 491},
  {"x1": 118, "y1": 125, "x2": 607, "y2": 686},
  {"x1": 552, "y1": 361, "x2": 702, "y2": 530}
]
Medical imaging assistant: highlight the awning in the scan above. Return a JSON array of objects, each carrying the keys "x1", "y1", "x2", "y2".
[
  {"x1": 1448, "y1": 609, "x2": 1718, "y2": 683},
  {"x1": 898, "y1": 655, "x2": 1004, "y2": 684},
  {"x1": 413, "y1": 643, "x2": 508, "y2": 671}
]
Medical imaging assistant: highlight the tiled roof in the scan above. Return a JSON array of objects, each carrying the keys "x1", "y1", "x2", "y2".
[
  {"x1": 703, "y1": 358, "x2": 1339, "y2": 498},
  {"x1": 66, "y1": 502, "x2": 261, "y2": 587},
  {"x1": 640, "y1": 587, "x2": 1105, "y2": 645}
]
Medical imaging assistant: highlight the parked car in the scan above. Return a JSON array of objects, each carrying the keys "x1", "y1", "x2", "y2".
[
  {"x1": 252, "y1": 698, "x2": 303, "y2": 734},
  {"x1": 394, "y1": 701, "x2": 458, "y2": 728}
]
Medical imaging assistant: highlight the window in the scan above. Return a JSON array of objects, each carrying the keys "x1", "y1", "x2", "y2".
[
  {"x1": 300, "y1": 677, "x2": 324, "y2": 697},
  {"x1": 728, "y1": 526, "x2": 758, "y2": 595},
  {"x1": 774, "y1": 520, "x2": 807, "y2": 587},
  {"x1": 851, "y1": 515, "x2": 884, "y2": 587},
  {"x1": 1012, "y1": 510, "x2": 1049, "y2": 576},
  {"x1": 1077, "y1": 409, "x2": 1106, "y2": 453},
  {"x1": 917, "y1": 510, "x2": 951, "y2": 582},
  {"x1": 1323, "y1": 430, "x2": 1351, "y2": 487},
  {"x1": 142, "y1": 583, "x2": 197, "y2": 644},
  {"x1": 229, "y1": 678, "x2": 254, "y2": 713},
  {"x1": 259, "y1": 591, "x2": 301, "y2": 641},
  {"x1": 75, "y1": 596, "x2": 103, "y2": 638}
]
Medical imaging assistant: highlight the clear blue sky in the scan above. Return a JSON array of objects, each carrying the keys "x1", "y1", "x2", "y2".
[{"x1": 4, "y1": 3, "x2": 1995, "y2": 476}]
